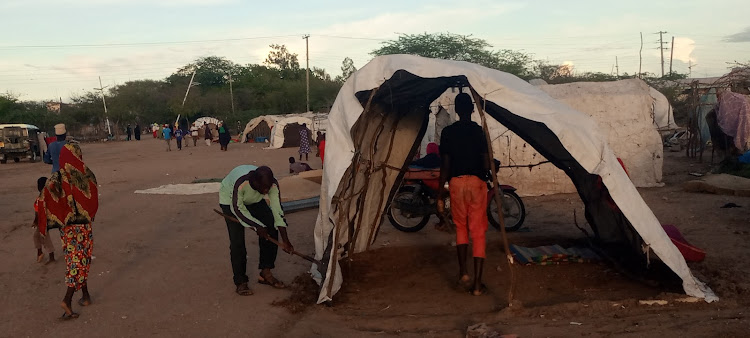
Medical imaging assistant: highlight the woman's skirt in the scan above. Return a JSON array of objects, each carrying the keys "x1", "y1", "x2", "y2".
[{"x1": 60, "y1": 223, "x2": 93, "y2": 290}]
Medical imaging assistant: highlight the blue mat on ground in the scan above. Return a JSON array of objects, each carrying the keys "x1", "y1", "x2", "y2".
[{"x1": 510, "y1": 244, "x2": 601, "y2": 265}]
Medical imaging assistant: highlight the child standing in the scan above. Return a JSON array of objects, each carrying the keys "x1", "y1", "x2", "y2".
[
  {"x1": 174, "y1": 127, "x2": 184, "y2": 150},
  {"x1": 162, "y1": 124, "x2": 172, "y2": 151},
  {"x1": 33, "y1": 177, "x2": 55, "y2": 264}
]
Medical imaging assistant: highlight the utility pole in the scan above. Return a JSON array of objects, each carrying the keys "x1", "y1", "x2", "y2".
[
  {"x1": 181, "y1": 70, "x2": 197, "y2": 107},
  {"x1": 303, "y1": 34, "x2": 310, "y2": 112},
  {"x1": 615, "y1": 56, "x2": 619, "y2": 78},
  {"x1": 228, "y1": 72, "x2": 235, "y2": 113},
  {"x1": 639, "y1": 32, "x2": 643, "y2": 78},
  {"x1": 688, "y1": 61, "x2": 696, "y2": 77},
  {"x1": 669, "y1": 36, "x2": 675, "y2": 75},
  {"x1": 656, "y1": 31, "x2": 668, "y2": 77},
  {"x1": 94, "y1": 76, "x2": 112, "y2": 137}
]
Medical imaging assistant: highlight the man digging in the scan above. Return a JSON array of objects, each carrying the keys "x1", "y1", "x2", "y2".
[{"x1": 219, "y1": 165, "x2": 294, "y2": 296}]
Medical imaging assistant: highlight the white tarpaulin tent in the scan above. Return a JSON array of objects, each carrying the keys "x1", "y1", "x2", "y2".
[
  {"x1": 193, "y1": 117, "x2": 220, "y2": 129},
  {"x1": 312, "y1": 55, "x2": 716, "y2": 304},
  {"x1": 239, "y1": 115, "x2": 278, "y2": 143},
  {"x1": 193, "y1": 117, "x2": 221, "y2": 140},
  {"x1": 419, "y1": 79, "x2": 671, "y2": 196},
  {"x1": 649, "y1": 87, "x2": 679, "y2": 132},
  {"x1": 266, "y1": 112, "x2": 329, "y2": 149},
  {"x1": 529, "y1": 80, "x2": 678, "y2": 132}
]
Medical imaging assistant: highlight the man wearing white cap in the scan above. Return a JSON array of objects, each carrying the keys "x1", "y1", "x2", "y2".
[{"x1": 43, "y1": 124, "x2": 69, "y2": 173}]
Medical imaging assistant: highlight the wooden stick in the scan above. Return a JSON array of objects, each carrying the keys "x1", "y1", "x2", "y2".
[
  {"x1": 469, "y1": 87, "x2": 516, "y2": 307},
  {"x1": 213, "y1": 209, "x2": 320, "y2": 266}
]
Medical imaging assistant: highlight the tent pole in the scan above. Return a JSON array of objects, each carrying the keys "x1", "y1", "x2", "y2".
[{"x1": 469, "y1": 87, "x2": 516, "y2": 307}]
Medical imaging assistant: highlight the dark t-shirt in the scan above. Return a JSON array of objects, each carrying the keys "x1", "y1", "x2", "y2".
[
  {"x1": 411, "y1": 153, "x2": 441, "y2": 169},
  {"x1": 439, "y1": 120, "x2": 488, "y2": 179}
]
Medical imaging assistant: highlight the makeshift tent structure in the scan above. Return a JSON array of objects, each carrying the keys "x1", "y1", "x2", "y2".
[
  {"x1": 717, "y1": 91, "x2": 750, "y2": 152},
  {"x1": 530, "y1": 80, "x2": 665, "y2": 194},
  {"x1": 529, "y1": 79, "x2": 678, "y2": 132},
  {"x1": 240, "y1": 115, "x2": 277, "y2": 143},
  {"x1": 194, "y1": 117, "x2": 220, "y2": 129},
  {"x1": 266, "y1": 113, "x2": 329, "y2": 149},
  {"x1": 194, "y1": 117, "x2": 221, "y2": 139},
  {"x1": 312, "y1": 55, "x2": 716, "y2": 304},
  {"x1": 420, "y1": 79, "x2": 667, "y2": 196},
  {"x1": 649, "y1": 87, "x2": 680, "y2": 132}
]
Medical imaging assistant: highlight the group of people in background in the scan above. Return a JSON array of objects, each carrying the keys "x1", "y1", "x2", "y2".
[
  {"x1": 148, "y1": 122, "x2": 231, "y2": 152},
  {"x1": 125, "y1": 124, "x2": 142, "y2": 141},
  {"x1": 296, "y1": 123, "x2": 325, "y2": 169},
  {"x1": 288, "y1": 123, "x2": 326, "y2": 175}
]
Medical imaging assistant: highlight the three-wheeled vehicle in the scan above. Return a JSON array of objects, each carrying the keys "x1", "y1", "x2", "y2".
[{"x1": 0, "y1": 124, "x2": 43, "y2": 164}]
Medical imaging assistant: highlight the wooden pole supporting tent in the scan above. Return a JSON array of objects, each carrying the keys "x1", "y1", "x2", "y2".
[{"x1": 470, "y1": 87, "x2": 516, "y2": 307}]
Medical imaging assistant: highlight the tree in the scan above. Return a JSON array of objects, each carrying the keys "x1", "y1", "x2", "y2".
[
  {"x1": 372, "y1": 32, "x2": 495, "y2": 63},
  {"x1": 169, "y1": 56, "x2": 239, "y2": 88},
  {"x1": 107, "y1": 80, "x2": 171, "y2": 124},
  {"x1": 33, "y1": 54, "x2": 342, "y2": 138},
  {"x1": 371, "y1": 32, "x2": 536, "y2": 78},
  {"x1": 312, "y1": 67, "x2": 332, "y2": 82},
  {"x1": 335, "y1": 57, "x2": 357, "y2": 83},
  {"x1": 533, "y1": 61, "x2": 574, "y2": 82},
  {"x1": 264, "y1": 44, "x2": 300, "y2": 72}
]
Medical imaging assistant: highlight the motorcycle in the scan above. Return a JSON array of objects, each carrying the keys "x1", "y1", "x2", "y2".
[{"x1": 387, "y1": 167, "x2": 526, "y2": 233}]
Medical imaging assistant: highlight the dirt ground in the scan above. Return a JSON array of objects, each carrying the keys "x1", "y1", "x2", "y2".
[{"x1": 1, "y1": 138, "x2": 748, "y2": 337}]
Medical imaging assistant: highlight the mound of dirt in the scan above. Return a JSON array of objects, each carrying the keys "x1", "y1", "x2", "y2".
[
  {"x1": 271, "y1": 273, "x2": 320, "y2": 313},
  {"x1": 331, "y1": 244, "x2": 665, "y2": 313}
]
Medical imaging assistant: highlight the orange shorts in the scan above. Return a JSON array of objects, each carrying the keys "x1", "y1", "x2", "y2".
[{"x1": 449, "y1": 175, "x2": 488, "y2": 258}]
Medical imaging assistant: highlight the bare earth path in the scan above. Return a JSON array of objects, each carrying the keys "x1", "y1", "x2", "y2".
[{"x1": 1, "y1": 140, "x2": 748, "y2": 337}]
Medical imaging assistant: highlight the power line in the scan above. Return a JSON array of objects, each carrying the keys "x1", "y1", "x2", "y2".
[
  {"x1": 0, "y1": 34, "x2": 303, "y2": 50},
  {"x1": 314, "y1": 34, "x2": 387, "y2": 41}
]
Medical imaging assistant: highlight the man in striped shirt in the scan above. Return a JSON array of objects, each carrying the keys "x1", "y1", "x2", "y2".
[{"x1": 219, "y1": 165, "x2": 294, "y2": 296}]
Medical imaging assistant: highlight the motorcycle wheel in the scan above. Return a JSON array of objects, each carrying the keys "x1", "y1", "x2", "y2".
[
  {"x1": 487, "y1": 190, "x2": 526, "y2": 232},
  {"x1": 387, "y1": 189, "x2": 430, "y2": 233}
]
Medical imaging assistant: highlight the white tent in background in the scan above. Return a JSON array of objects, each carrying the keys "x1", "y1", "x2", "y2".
[
  {"x1": 422, "y1": 79, "x2": 670, "y2": 196},
  {"x1": 193, "y1": 117, "x2": 220, "y2": 129},
  {"x1": 528, "y1": 79, "x2": 679, "y2": 132},
  {"x1": 312, "y1": 55, "x2": 716, "y2": 305},
  {"x1": 239, "y1": 115, "x2": 278, "y2": 143},
  {"x1": 265, "y1": 112, "x2": 329, "y2": 149},
  {"x1": 193, "y1": 117, "x2": 221, "y2": 139}
]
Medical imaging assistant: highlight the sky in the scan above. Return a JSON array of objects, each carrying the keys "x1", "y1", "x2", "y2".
[{"x1": 1, "y1": 0, "x2": 749, "y2": 102}]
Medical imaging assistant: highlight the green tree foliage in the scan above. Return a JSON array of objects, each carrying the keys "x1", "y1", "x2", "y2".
[
  {"x1": 372, "y1": 33, "x2": 496, "y2": 64},
  {"x1": 0, "y1": 94, "x2": 54, "y2": 131},
  {"x1": 371, "y1": 32, "x2": 535, "y2": 78},
  {"x1": 335, "y1": 57, "x2": 357, "y2": 83},
  {"x1": 170, "y1": 56, "x2": 240, "y2": 88},
  {"x1": 312, "y1": 67, "x2": 332, "y2": 82},
  {"x1": 264, "y1": 44, "x2": 301, "y2": 81},
  {"x1": 1, "y1": 48, "x2": 339, "y2": 139}
]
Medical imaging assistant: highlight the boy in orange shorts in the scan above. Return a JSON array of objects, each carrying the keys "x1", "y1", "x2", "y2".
[{"x1": 438, "y1": 92, "x2": 490, "y2": 296}]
